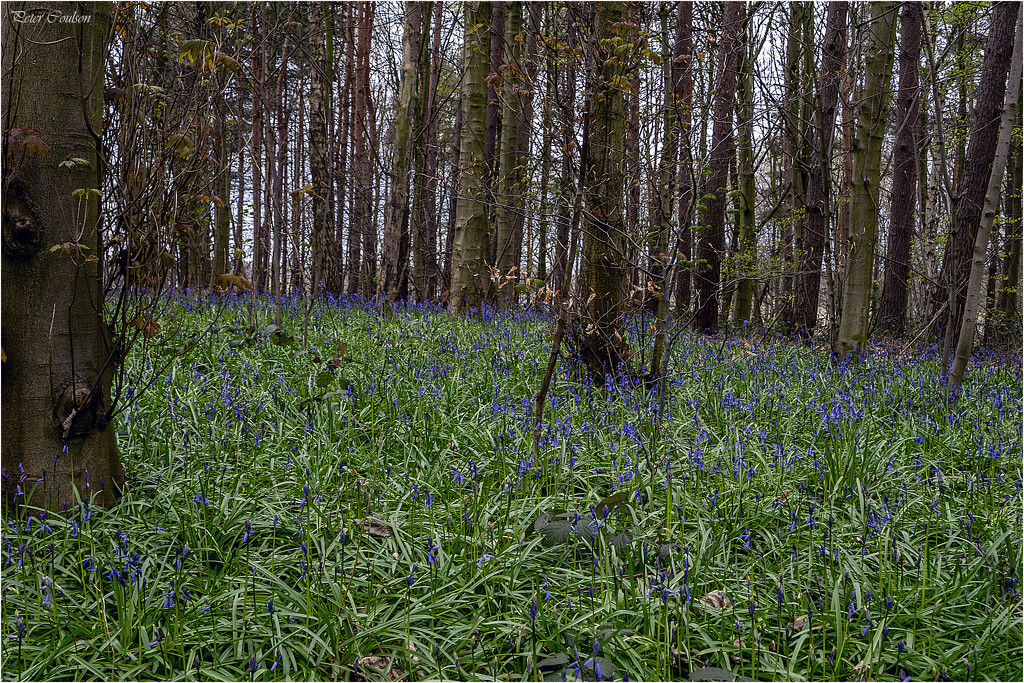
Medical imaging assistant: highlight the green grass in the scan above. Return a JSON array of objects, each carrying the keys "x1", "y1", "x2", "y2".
[{"x1": 2, "y1": 293, "x2": 1021, "y2": 681}]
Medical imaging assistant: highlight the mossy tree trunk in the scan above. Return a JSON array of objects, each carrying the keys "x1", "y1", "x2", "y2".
[{"x1": 834, "y1": 2, "x2": 896, "y2": 360}]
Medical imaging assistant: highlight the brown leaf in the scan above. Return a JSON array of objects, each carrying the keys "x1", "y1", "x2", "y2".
[
  {"x1": 354, "y1": 512, "x2": 392, "y2": 538},
  {"x1": 699, "y1": 589, "x2": 730, "y2": 609}
]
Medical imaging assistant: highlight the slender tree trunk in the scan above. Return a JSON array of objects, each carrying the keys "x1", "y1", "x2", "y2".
[
  {"x1": 251, "y1": 6, "x2": 267, "y2": 291},
  {"x1": 552, "y1": 18, "x2": 578, "y2": 297},
  {"x1": 733, "y1": 16, "x2": 756, "y2": 324},
  {"x1": 451, "y1": 2, "x2": 493, "y2": 315},
  {"x1": 485, "y1": 1, "x2": 505, "y2": 266},
  {"x1": 949, "y1": 19, "x2": 1022, "y2": 391},
  {"x1": 695, "y1": 1, "x2": 744, "y2": 334},
  {"x1": 537, "y1": 18, "x2": 554, "y2": 284},
  {"x1": 995, "y1": 132, "x2": 1022, "y2": 344},
  {"x1": 442, "y1": 96, "x2": 463, "y2": 301},
  {"x1": 796, "y1": 2, "x2": 847, "y2": 336},
  {"x1": 673, "y1": 1, "x2": 693, "y2": 316},
  {"x1": 2, "y1": 2, "x2": 124, "y2": 509},
  {"x1": 834, "y1": 2, "x2": 896, "y2": 360},
  {"x1": 308, "y1": 2, "x2": 336, "y2": 295},
  {"x1": 378, "y1": 3, "x2": 425, "y2": 304},
  {"x1": 356, "y1": 2, "x2": 377, "y2": 299},
  {"x1": 212, "y1": 92, "x2": 231, "y2": 284}
]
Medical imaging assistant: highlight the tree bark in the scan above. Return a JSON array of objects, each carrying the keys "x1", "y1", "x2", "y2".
[
  {"x1": 942, "y1": 2, "x2": 1020, "y2": 351},
  {"x1": 451, "y1": 2, "x2": 493, "y2": 315},
  {"x1": 673, "y1": 1, "x2": 693, "y2": 316},
  {"x1": 412, "y1": 0, "x2": 443, "y2": 303},
  {"x1": 378, "y1": 3, "x2": 425, "y2": 305},
  {"x1": 795, "y1": 2, "x2": 847, "y2": 336},
  {"x1": 695, "y1": 1, "x2": 744, "y2": 334},
  {"x1": 948, "y1": 17, "x2": 1021, "y2": 392},
  {"x1": 877, "y1": 2, "x2": 923, "y2": 337},
  {"x1": 834, "y1": 1, "x2": 896, "y2": 360},
  {"x1": 995, "y1": 128, "x2": 1022, "y2": 344},
  {"x1": 493, "y1": 1, "x2": 524, "y2": 308},
  {"x1": 2, "y1": 1, "x2": 125, "y2": 510},
  {"x1": 733, "y1": 15, "x2": 756, "y2": 324},
  {"x1": 579, "y1": 1, "x2": 630, "y2": 378},
  {"x1": 308, "y1": 2, "x2": 336, "y2": 295}
]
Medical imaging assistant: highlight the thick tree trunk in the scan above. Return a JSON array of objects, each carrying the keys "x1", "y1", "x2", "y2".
[
  {"x1": 493, "y1": 1, "x2": 524, "y2": 308},
  {"x1": 579, "y1": 2, "x2": 631, "y2": 378},
  {"x1": 451, "y1": 2, "x2": 493, "y2": 315},
  {"x1": 795, "y1": 2, "x2": 847, "y2": 336},
  {"x1": 948, "y1": 19, "x2": 1021, "y2": 392},
  {"x1": 834, "y1": 2, "x2": 896, "y2": 360},
  {"x1": 695, "y1": 1, "x2": 744, "y2": 334},
  {"x1": 877, "y1": 2, "x2": 923, "y2": 337},
  {"x1": 2, "y1": 2, "x2": 125, "y2": 510}
]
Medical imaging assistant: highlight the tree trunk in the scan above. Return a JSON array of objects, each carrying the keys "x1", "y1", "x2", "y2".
[
  {"x1": 948, "y1": 18, "x2": 1021, "y2": 392},
  {"x1": 781, "y1": 2, "x2": 812, "y2": 331},
  {"x1": 579, "y1": 2, "x2": 631, "y2": 378},
  {"x1": 451, "y1": 1, "x2": 493, "y2": 315},
  {"x1": 493, "y1": 1, "x2": 524, "y2": 308},
  {"x1": 412, "y1": 0, "x2": 443, "y2": 303},
  {"x1": 834, "y1": 2, "x2": 896, "y2": 360},
  {"x1": 673, "y1": 1, "x2": 693, "y2": 317},
  {"x1": 442, "y1": 95, "x2": 463, "y2": 301},
  {"x1": 2, "y1": 2, "x2": 125, "y2": 510},
  {"x1": 995, "y1": 130, "x2": 1022, "y2": 344},
  {"x1": 212, "y1": 92, "x2": 232, "y2": 284},
  {"x1": 795, "y1": 2, "x2": 847, "y2": 336},
  {"x1": 942, "y1": 2, "x2": 1020, "y2": 351},
  {"x1": 695, "y1": 1, "x2": 744, "y2": 334},
  {"x1": 308, "y1": 2, "x2": 336, "y2": 295},
  {"x1": 733, "y1": 16, "x2": 756, "y2": 324},
  {"x1": 877, "y1": 2, "x2": 923, "y2": 337},
  {"x1": 485, "y1": 1, "x2": 505, "y2": 266},
  {"x1": 378, "y1": 4, "x2": 424, "y2": 304},
  {"x1": 357, "y1": 2, "x2": 377, "y2": 299}
]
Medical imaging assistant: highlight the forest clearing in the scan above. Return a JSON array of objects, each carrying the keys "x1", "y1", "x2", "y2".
[{"x1": 1, "y1": 1, "x2": 1022, "y2": 681}]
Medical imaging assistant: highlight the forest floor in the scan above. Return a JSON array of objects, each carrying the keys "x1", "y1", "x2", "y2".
[{"x1": 2, "y1": 293, "x2": 1022, "y2": 682}]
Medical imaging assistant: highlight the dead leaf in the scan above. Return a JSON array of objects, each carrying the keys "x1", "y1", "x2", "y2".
[
  {"x1": 699, "y1": 589, "x2": 731, "y2": 609},
  {"x1": 354, "y1": 512, "x2": 392, "y2": 538}
]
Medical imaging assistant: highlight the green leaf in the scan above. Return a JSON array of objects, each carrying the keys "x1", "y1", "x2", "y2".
[
  {"x1": 595, "y1": 490, "x2": 631, "y2": 515},
  {"x1": 608, "y1": 528, "x2": 633, "y2": 553},
  {"x1": 315, "y1": 370, "x2": 334, "y2": 388},
  {"x1": 540, "y1": 519, "x2": 574, "y2": 546},
  {"x1": 537, "y1": 654, "x2": 571, "y2": 671},
  {"x1": 690, "y1": 667, "x2": 756, "y2": 682}
]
